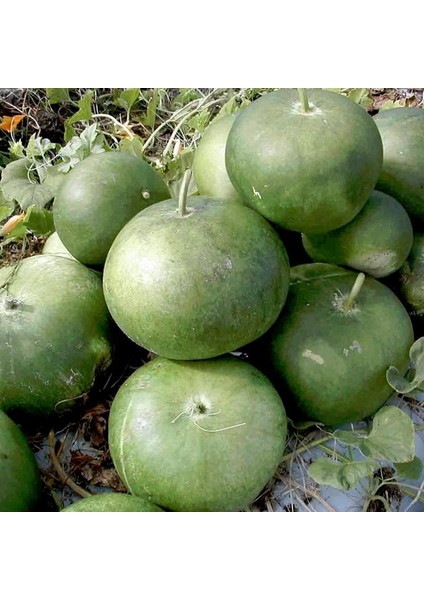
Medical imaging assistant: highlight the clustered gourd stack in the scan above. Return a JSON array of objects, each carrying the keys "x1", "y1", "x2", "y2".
[{"x1": 1, "y1": 88, "x2": 424, "y2": 512}]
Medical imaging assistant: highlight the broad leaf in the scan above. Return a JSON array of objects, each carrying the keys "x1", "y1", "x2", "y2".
[
  {"x1": 64, "y1": 90, "x2": 94, "y2": 141},
  {"x1": 119, "y1": 136, "x2": 145, "y2": 158},
  {"x1": 394, "y1": 456, "x2": 423, "y2": 481},
  {"x1": 309, "y1": 457, "x2": 376, "y2": 491},
  {"x1": 46, "y1": 88, "x2": 70, "y2": 104},
  {"x1": 333, "y1": 430, "x2": 364, "y2": 446},
  {"x1": 387, "y1": 337, "x2": 424, "y2": 395},
  {"x1": 1, "y1": 158, "x2": 55, "y2": 210},
  {"x1": 347, "y1": 88, "x2": 372, "y2": 106},
  {"x1": 360, "y1": 406, "x2": 415, "y2": 463},
  {"x1": 115, "y1": 88, "x2": 140, "y2": 113},
  {"x1": 0, "y1": 205, "x2": 12, "y2": 221},
  {"x1": 23, "y1": 205, "x2": 55, "y2": 235}
]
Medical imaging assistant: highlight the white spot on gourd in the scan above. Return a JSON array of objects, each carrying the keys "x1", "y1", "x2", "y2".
[
  {"x1": 343, "y1": 340, "x2": 362, "y2": 357},
  {"x1": 252, "y1": 186, "x2": 262, "y2": 200}
]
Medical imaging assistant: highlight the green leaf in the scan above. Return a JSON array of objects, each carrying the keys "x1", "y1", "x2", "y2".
[
  {"x1": 387, "y1": 336, "x2": 424, "y2": 395},
  {"x1": 187, "y1": 108, "x2": 212, "y2": 135},
  {"x1": 0, "y1": 158, "x2": 55, "y2": 210},
  {"x1": 64, "y1": 90, "x2": 94, "y2": 141},
  {"x1": 46, "y1": 88, "x2": 70, "y2": 104},
  {"x1": 333, "y1": 430, "x2": 364, "y2": 446},
  {"x1": 360, "y1": 406, "x2": 415, "y2": 463},
  {"x1": 119, "y1": 136, "x2": 145, "y2": 159},
  {"x1": 23, "y1": 205, "x2": 55, "y2": 235},
  {"x1": 347, "y1": 88, "x2": 370, "y2": 104},
  {"x1": 394, "y1": 456, "x2": 423, "y2": 481},
  {"x1": 114, "y1": 88, "x2": 140, "y2": 113},
  {"x1": 140, "y1": 88, "x2": 161, "y2": 129},
  {"x1": 0, "y1": 204, "x2": 13, "y2": 221},
  {"x1": 309, "y1": 457, "x2": 376, "y2": 491}
]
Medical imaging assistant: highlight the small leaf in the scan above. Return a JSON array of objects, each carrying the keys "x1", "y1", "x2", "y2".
[
  {"x1": 119, "y1": 136, "x2": 145, "y2": 159},
  {"x1": 0, "y1": 205, "x2": 13, "y2": 221},
  {"x1": 187, "y1": 108, "x2": 212, "y2": 134},
  {"x1": 309, "y1": 457, "x2": 376, "y2": 491},
  {"x1": 46, "y1": 88, "x2": 70, "y2": 105},
  {"x1": 64, "y1": 90, "x2": 94, "y2": 141},
  {"x1": 0, "y1": 114, "x2": 25, "y2": 133},
  {"x1": 387, "y1": 337, "x2": 424, "y2": 395},
  {"x1": 1, "y1": 158, "x2": 56, "y2": 210},
  {"x1": 360, "y1": 406, "x2": 415, "y2": 463},
  {"x1": 140, "y1": 88, "x2": 161, "y2": 129},
  {"x1": 115, "y1": 88, "x2": 140, "y2": 113},
  {"x1": 23, "y1": 205, "x2": 55, "y2": 235},
  {"x1": 394, "y1": 456, "x2": 423, "y2": 481},
  {"x1": 347, "y1": 88, "x2": 370, "y2": 104}
]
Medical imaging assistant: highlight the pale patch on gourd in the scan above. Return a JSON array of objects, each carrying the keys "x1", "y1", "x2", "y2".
[
  {"x1": 302, "y1": 349, "x2": 324, "y2": 365},
  {"x1": 142, "y1": 190, "x2": 150, "y2": 200},
  {"x1": 343, "y1": 340, "x2": 363, "y2": 357},
  {"x1": 350, "y1": 250, "x2": 398, "y2": 278},
  {"x1": 291, "y1": 101, "x2": 322, "y2": 116}
]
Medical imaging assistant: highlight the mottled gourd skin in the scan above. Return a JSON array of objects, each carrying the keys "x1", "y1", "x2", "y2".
[
  {"x1": 302, "y1": 190, "x2": 413, "y2": 278},
  {"x1": 53, "y1": 152, "x2": 170, "y2": 266},
  {"x1": 398, "y1": 233, "x2": 424, "y2": 335},
  {"x1": 103, "y1": 197, "x2": 290, "y2": 360},
  {"x1": 261, "y1": 263, "x2": 414, "y2": 426},
  {"x1": 225, "y1": 88, "x2": 383, "y2": 233},
  {"x1": 0, "y1": 410, "x2": 41, "y2": 511},
  {"x1": 374, "y1": 108, "x2": 424, "y2": 223},
  {"x1": 192, "y1": 114, "x2": 241, "y2": 202},
  {"x1": 42, "y1": 231, "x2": 77, "y2": 261},
  {"x1": 108, "y1": 356, "x2": 288, "y2": 512},
  {"x1": 62, "y1": 493, "x2": 164, "y2": 512},
  {"x1": 0, "y1": 254, "x2": 112, "y2": 416}
]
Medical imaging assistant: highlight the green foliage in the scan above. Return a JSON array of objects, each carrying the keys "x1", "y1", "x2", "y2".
[
  {"x1": 64, "y1": 90, "x2": 94, "y2": 141},
  {"x1": 387, "y1": 336, "x2": 424, "y2": 398},
  {"x1": 46, "y1": 88, "x2": 71, "y2": 105},
  {"x1": 23, "y1": 205, "x2": 55, "y2": 236},
  {"x1": 58, "y1": 124, "x2": 106, "y2": 172},
  {"x1": 113, "y1": 88, "x2": 140, "y2": 114},
  {"x1": 309, "y1": 457, "x2": 376, "y2": 491},
  {"x1": 0, "y1": 158, "x2": 56, "y2": 210},
  {"x1": 309, "y1": 405, "x2": 418, "y2": 493},
  {"x1": 394, "y1": 456, "x2": 423, "y2": 481}
]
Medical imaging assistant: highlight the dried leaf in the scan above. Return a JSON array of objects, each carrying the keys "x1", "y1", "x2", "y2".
[{"x1": 0, "y1": 114, "x2": 25, "y2": 133}]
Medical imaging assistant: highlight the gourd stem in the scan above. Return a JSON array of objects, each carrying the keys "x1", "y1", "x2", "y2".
[
  {"x1": 178, "y1": 170, "x2": 192, "y2": 217},
  {"x1": 297, "y1": 88, "x2": 311, "y2": 113},
  {"x1": 344, "y1": 272, "x2": 366, "y2": 311}
]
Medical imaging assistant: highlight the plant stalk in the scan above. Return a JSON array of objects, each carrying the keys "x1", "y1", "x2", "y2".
[
  {"x1": 178, "y1": 170, "x2": 192, "y2": 217},
  {"x1": 297, "y1": 88, "x2": 311, "y2": 113},
  {"x1": 344, "y1": 272, "x2": 366, "y2": 311}
]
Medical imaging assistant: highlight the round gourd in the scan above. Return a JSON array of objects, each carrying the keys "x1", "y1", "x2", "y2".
[
  {"x1": 192, "y1": 114, "x2": 241, "y2": 201},
  {"x1": 108, "y1": 355, "x2": 288, "y2": 512},
  {"x1": 225, "y1": 88, "x2": 383, "y2": 233},
  {"x1": 103, "y1": 195, "x2": 290, "y2": 360},
  {"x1": 0, "y1": 254, "x2": 112, "y2": 416},
  {"x1": 373, "y1": 107, "x2": 424, "y2": 222},
  {"x1": 62, "y1": 493, "x2": 164, "y2": 512},
  {"x1": 42, "y1": 231, "x2": 77, "y2": 261},
  {"x1": 0, "y1": 410, "x2": 40, "y2": 511},
  {"x1": 53, "y1": 152, "x2": 170, "y2": 266},
  {"x1": 259, "y1": 263, "x2": 414, "y2": 426},
  {"x1": 302, "y1": 190, "x2": 413, "y2": 278}
]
